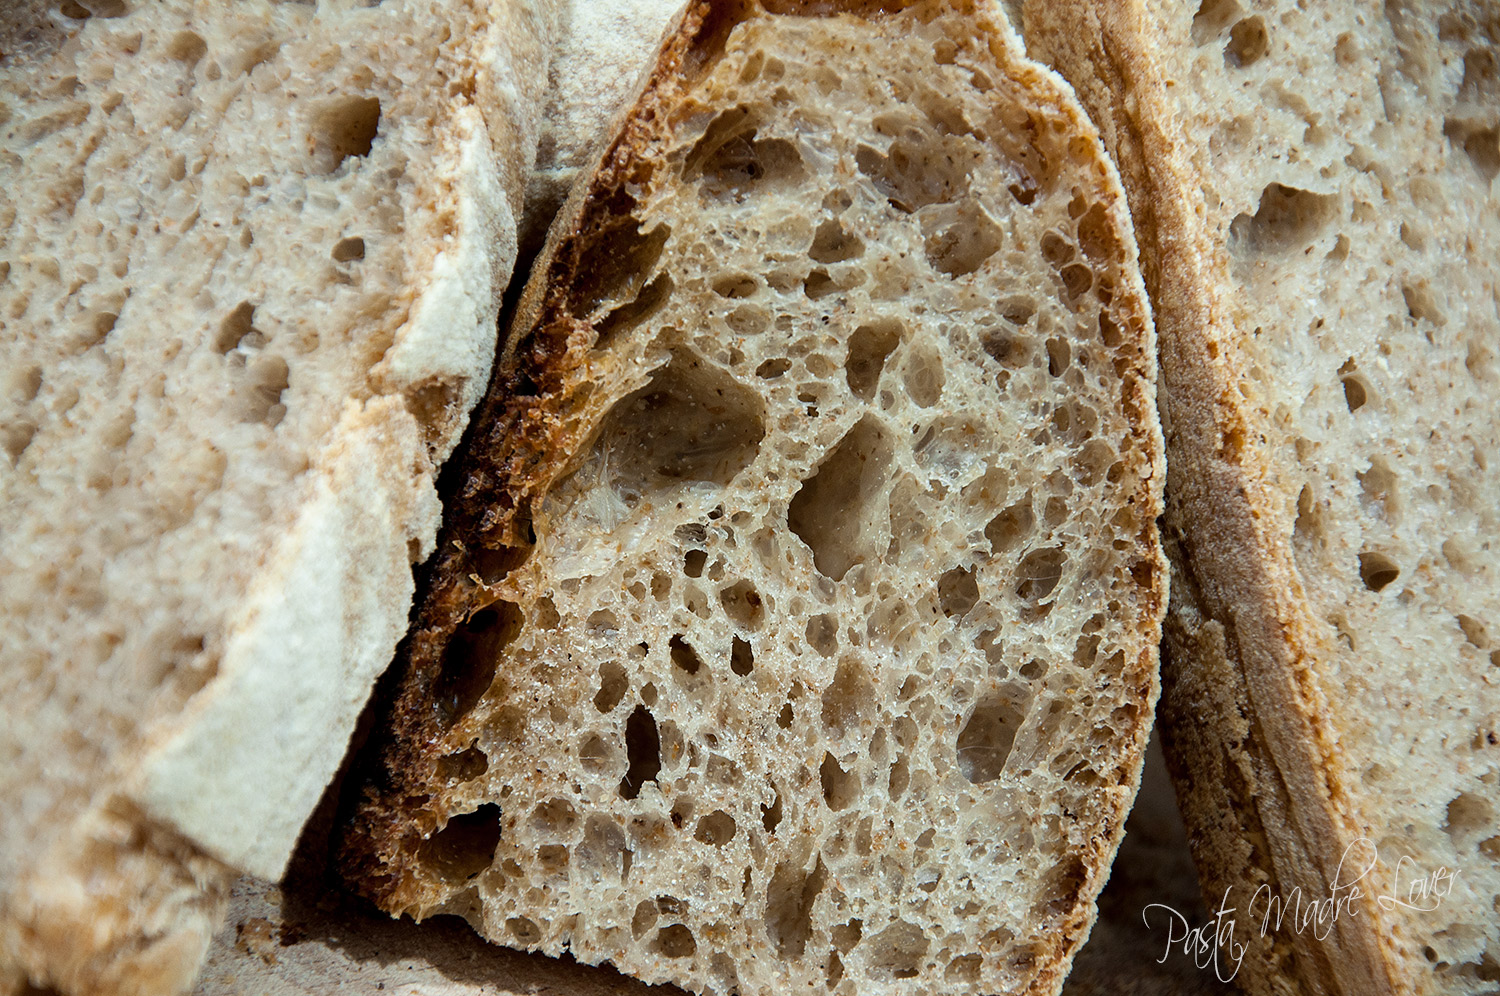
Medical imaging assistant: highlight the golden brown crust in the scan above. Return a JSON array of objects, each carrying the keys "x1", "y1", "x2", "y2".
[{"x1": 1021, "y1": 3, "x2": 1403, "y2": 994}]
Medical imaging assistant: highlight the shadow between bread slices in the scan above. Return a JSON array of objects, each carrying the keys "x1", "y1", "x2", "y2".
[{"x1": 338, "y1": 2, "x2": 1167, "y2": 995}]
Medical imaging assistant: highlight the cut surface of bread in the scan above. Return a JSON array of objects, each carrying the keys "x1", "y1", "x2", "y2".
[
  {"x1": 0, "y1": 1, "x2": 553, "y2": 992},
  {"x1": 523, "y1": 0, "x2": 687, "y2": 250},
  {"x1": 1022, "y1": 1, "x2": 1500, "y2": 993},
  {"x1": 340, "y1": 3, "x2": 1166, "y2": 996}
]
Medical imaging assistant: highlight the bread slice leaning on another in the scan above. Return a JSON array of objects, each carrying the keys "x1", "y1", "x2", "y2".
[
  {"x1": 1023, "y1": 1, "x2": 1500, "y2": 993},
  {"x1": 0, "y1": 1, "x2": 555, "y2": 993},
  {"x1": 338, "y1": 2, "x2": 1167, "y2": 994}
]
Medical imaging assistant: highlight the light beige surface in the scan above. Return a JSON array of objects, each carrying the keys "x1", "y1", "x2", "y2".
[
  {"x1": 1022, "y1": 0, "x2": 1500, "y2": 993},
  {"x1": 523, "y1": 0, "x2": 688, "y2": 250},
  {"x1": 0, "y1": 0, "x2": 554, "y2": 992},
  {"x1": 342, "y1": 2, "x2": 1166, "y2": 996}
]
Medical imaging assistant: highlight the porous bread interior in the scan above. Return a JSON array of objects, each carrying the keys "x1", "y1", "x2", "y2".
[
  {"x1": 397, "y1": 7, "x2": 1162, "y2": 996},
  {"x1": 0, "y1": 0, "x2": 526, "y2": 988},
  {"x1": 1137, "y1": 0, "x2": 1499, "y2": 988}
]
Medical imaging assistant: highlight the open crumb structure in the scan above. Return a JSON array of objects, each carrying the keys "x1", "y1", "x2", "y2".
[{"x1": 341, "y1": 3, "x2": 1167, "y2": 996}]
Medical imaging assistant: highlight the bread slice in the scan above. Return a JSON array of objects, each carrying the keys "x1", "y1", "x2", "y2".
[
  {"x1": 0, "y1": 1, "x2": 554, "y2": 992},
  {"x1": 338, "y1": 2, "x2": 1166, "y2": 995},
  {"x1": 1021, "y1": 1, "x2": 1500, "y2": 993},
  {"x1": 522, "y1": 0, "x2": 687, "y2": 252}
]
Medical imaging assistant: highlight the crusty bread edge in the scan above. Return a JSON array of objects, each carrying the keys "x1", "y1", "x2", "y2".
[
  {"x1": 341, "y1": 5, "x2": 1167, "y2": 996},
  {"x1": 1019, "y1": 3, "x2": 1405, "y2": 994}
]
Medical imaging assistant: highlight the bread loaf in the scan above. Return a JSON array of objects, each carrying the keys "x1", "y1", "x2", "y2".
[
  {"x1": 339, "y1": 2, "x2": 1167, "y2": 995},
  {"x1": 1022, "y1": 1, "x2": 1500, "y2": 993},
  {"x1": 0, "y1": 1, "x2": 554, "y2": 992}
]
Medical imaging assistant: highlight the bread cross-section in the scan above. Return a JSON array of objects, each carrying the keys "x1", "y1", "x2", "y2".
[{"x1": 340, "y1": 3, "x2": 1167, "y2": 995}]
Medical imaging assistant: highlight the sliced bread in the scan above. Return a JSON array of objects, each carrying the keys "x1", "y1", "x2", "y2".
[
  {"x1": 1023, "y1": 1, "x2": 1500, "y2": 993},
  {"x1": 0, "y1": 1, "x2": 554, "y2": 992},
  {"x1": 338, "y1": 2, "x2": 1167, "y2": 995}
]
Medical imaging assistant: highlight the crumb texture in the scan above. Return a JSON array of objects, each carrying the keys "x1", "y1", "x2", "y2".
[
  {"x1": 1061, "y1": 0, "x2": 1500, "y2": 990},
  {"x1": 347, "y1": 4, "x2": 1165, "y2": 996},
  {"x1": 0, "y1": 0, "x2": 546, "y2": 991}
]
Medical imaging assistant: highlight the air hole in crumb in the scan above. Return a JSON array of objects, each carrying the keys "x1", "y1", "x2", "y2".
[
  {"x1": 757, "y1": 358, "x2": 792, "y2": 379},
  {"x1": 846, "y1": 319, "x2": 903, "y2": 399},
  {"x1": 241, "y1": 353, "x2": 290, "y2": 426},
  {"x1": 1046, "y1": 338, "x2": 1070, "y2": 376},
  {"x1": 820, "y1": 753, "x2": 859, "y2": 810},
  {"x1": 619, "y1": 706, "x2": 662, "y2": 799},
  {"x1": 694, "y1": 810, "x2": 737, "y2": 845},
  {"x1": 216, "y1": 301, "x2": 258, "y2": 352},
  {"x1": 685, "y1": 106, "x2": 806, "y2": 199},
  {"x1": 168, "y1": 30, "x2": 207, "y2": 66},
  {"x1": 868, "y1": 921, "x2": 929, "y2": 979},
  {"x1": 856, "y1": 139, "x2": 970, "y2": 213},
  {"x1": 766, "y1": 855, "x2": 827, "y2": 958},
  {"x1": 777, "y1": 703, "x2": 794, "y2": 728},
  {"x1": 986, "y1": 497, "x2": 1034, "y2": 553},
  {"x1": 508, "y1": 916, "x2": 541, "y2": 945},
  {"x1": 1229, "y1": 183, "x2": 1338, "y2": 254},
  {"x1": 1402, "y1": 282, "x2": 1446, "y2": 326},
  {"x1": 1060, "y1": 263, "x2": 1093, "y2": 299},
  {"x1": 804, "y1": 269, "x2": 839, "y2": 299},
  {"x1": 1225, "y1": 17, "x2": 1269, "y2": 66},
  {"x1": 789, "y1": 418, "x2": 893, "y2": 580},
  {"x1": 806, "y1": 614, "x2": 839, "y2": 657},
  {"x1": 572, "y1": 218, "x2": 671, "y2": 320},
  {"x1": 653, "y1": 924, "x2": 697, "y2": 958},
  {"x1": 957, "y1": 694, "x2": 1025, "y2": 783},
  {"x1": 595, "y1": 660, "x2": 628, "y2": 712},
  {"x1": 1002, "y1": 297, "x2": 1036, "y2": 326},
  {"x1": 418, "y1": 804, "x2": 500, "y2": 883},
  {"x1": 925, "y1": 201, "x2": 1003, "y2": 277},
  {"x1": 938, "y1": 566, "x2": 980, "y2": 618},
  {"x1": 1076, "y1": 203, "x2": 1122, "y2": 263},
  {"x1": 584, "y1": 352, "x2": 764, "y2": 489},
  {"x1": 669, "y1": 635, "x2": 705, "y2": 676},
  {"x1": 1444, "y1": 119, "x2": 1500, "y2": 184},
  {"x1": 435, "y1": 602, "x2": 522, "y2": 727},
  {"x1": 331, "y1": 236, "x2": 365, "y2": 262},
  {"x1": 1342, "y1": 375, "x2": 1368, "y2": 411},
  {"x1": 437, "y1": 746, "x2": 488, "y2": 782},
  {"x1": 1445, "y1": 793, "x2": 1493, "y2": 845},
  {"x1": 713, "y1": 274, "x2": 758, "y2": 298},
  {"x1": 731, "y1": 637, "x2": 755, "y2": 675},
  {"x1": 810, "y1": 218, "x2": 864, "y2": 263},
  {"x1": 1458, "y1": 615, "x2": 1489, "y2": 649},
  {"x1": 597, "y1": 273, "x2": 674, "y2": 350},
  {"x1": 720, "y1": 580, "x2": 764, "y2": 628},
  {"x1": 762, "y1": 789, "x2": 784, "y2": 833},
  {"x1": 1358, "y1": 552, "x2": 1399, "y2": 592},
  {"x1": 902, "y1": 343, "x2": 945, "y2": 407},
  {"x1": 821, "y1": 658, "x2": 873, "y2": 735},
  {"x1": 311, "y1": 95, "x2": 381, "y2": 174},
  {"x1": 947, "y1": 954, "x2": 983, "y2": 982},
  {"x1": 1016, "y1": 548, "x2": 1065, "y2": 601},
  {"x1": 1191, "y1": 0, "x2": 1243, "y2": 44},
  {"x1": 982, "y1": 331, "x2": 1029, "y2": 369}
]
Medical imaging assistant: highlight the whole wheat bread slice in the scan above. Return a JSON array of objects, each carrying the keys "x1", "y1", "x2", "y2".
[
  {"x1": 0, "y1": 2, "x2": 555, "y2": 993},
  {"x1": 1022, "y1": 1, "x2": 1500, "y2": 993},
  {"x1": 338, "y1": 2, "x2": 1167, "y2": 995}
]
